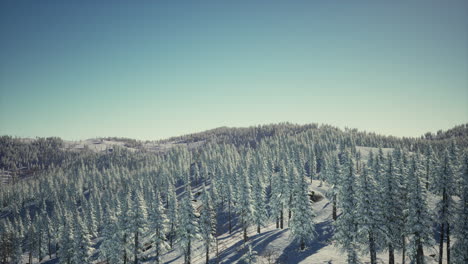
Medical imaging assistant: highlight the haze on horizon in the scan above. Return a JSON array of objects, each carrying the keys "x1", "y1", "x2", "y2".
[{"x1": 1, "y1": 1, "x2": 467, "y2": 141}]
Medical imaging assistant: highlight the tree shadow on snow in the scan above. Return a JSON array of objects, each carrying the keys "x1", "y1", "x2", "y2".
[
  {"x1": 278, "y1": 220, "x2": 334, "y2": 263},
  {"x1": 218, "y1": 229, "x2": 287, "y2": 263}
]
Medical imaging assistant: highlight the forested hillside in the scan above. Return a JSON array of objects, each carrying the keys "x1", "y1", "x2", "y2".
[{"x1": 0, "y1": 123, "x2": 467, "y2": 264}]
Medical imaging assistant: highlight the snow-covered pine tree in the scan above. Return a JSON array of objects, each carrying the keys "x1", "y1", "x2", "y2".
[
  {"x1": 199, "y1": 184, "x2": 217, "y2": 264},
  {"x1": 356, "y1": 165, "x2": 383, "y2": 264},
  {"x1": 334, "y1": 151, "x2": 359, "y2": 264},
  {"x1": 309, "y1": 149, "x2": 317, "y2": 184},
  {"x1": 237, "y1": 166, "x2": 255, "y2": 243},
  {"x1": 119, "y1": 193, "x2": 133, "y2": 264},
  {"x1": 381, "y1": 153, "x2": 404, "y2": 264},
  {"x1": 328, "y1": 155, "x2": 341, "y2": 221},
  {"x1": 149, "y1": 190, "x2": 169, "y2": 264},
  {"x1": 434, "y1": 150, "x2": 456, "y2": 264},
  {"x1": 130, "y1": 190, "x2": 148, "y2": 264},
  {"x1": 406, "y1": 156, "x2": 433, "y2": 264},
  {"x1": 452, "y1": 152, "x2": 468, "y2": 263},
  {"x1": 394, "y1": 147, "x2": 410, "y2": 264},
  {"x1": 290, "y1": 167, "x2": 316, "y2": 250},
  {"x1": 424, "y1": 145, "x2": 437, "y2": 191},
  {"x1": 177, "y1": 181, "x2": 200, "y2": 264},
  {"x1": 72, "y1": 213, "x2": 93, "y2": 263},
  {"x1": 85, "y1": 199, "x2": 98, "y2": 239},
  {"x1": 286, "y1": 161, "x2": 298, "y2": 224},
  {"x1": 0, "y1": 219, "x2": 15, "y2": 263},
  {"x1": 57, "y1": 212, "x2": 74, "y2": 264},
  {"x1": 167, "y1": 182, "x2": 178, "y2": 248},
  {"x1": 252, "y1": 171, "x2": 267, "y2": 234},
  {"x1": 270, "y1": 161, "x2": 287, "y2": 229},
  {"x1": 99, "y1": 210, "x2": 122, "y2": 264}
]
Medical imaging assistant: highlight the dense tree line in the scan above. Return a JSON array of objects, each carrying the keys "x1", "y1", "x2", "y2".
[{"x1": 0, "y1": 123, "x2": 467, "y2": 263}]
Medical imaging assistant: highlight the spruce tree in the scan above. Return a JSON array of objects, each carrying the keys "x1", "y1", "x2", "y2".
[
  {"x1": 167, "y1": 182, "x2": 178, "y2": 249},
  {"x1": 334, "y1": 152, "x2": 359, "y2": 264},
  {"x1": 406, "y1": 157, "x2": 433, "y2": 264},
  {"x1": 452, "y1": 152, "x2": 468, "y2": 263},
  {"x1": 252, "y1": 172, "x2": 268, "y2": 234},
  {"x1": 237, "y1": 167, "x2": 255, "y2": 243},
  {"x1": 199, "y1": 184, "x2": 217, "y2": 264},
  {"x1": 270, "y1": 162, "x2": 287, "y2": 229},
  {"x1": 356, "y1": 165, "x2": 382, "y2": 264},
  {"x1": 435, "y1": 150, "x2": 456, "y2": 264},
  {"x1": 99, "y1": 211, "x2": 122, "y2": 264},
  {"x1": 150, "y1": 190, "x2": 169, "y2": 264},
  {"x1": 290, "y1": 169, "x2": 316, "y2": 250},
  {"x1": 130, "y1": 190, "x2": 148, "y2": 264},
  {"x1": 381, "y1": 154, "x2": 404, "y2": 264},
  {"x1": 72, "y1": 213, "x2": 93, "y2": 263},
  {"x1": 177, "y1": 182, "x2": 200, "y2": 264}
]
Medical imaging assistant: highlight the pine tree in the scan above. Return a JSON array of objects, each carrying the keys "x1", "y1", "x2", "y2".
[
  {"x1": 435, "y1": 150, "x2": 456, "y2": 264},
  {"x1": 452, "y1": 152, "x2": 468, "y2": 263},
  {"x1": 58, "y1": 213, "x2": 74, "y2": 264},
  {"x1": 290, "y1": 169, "x2": 316, "y2": 250},
  {"x1": 0, "y1": 219, "x2": 14, "y2": 263},
  {"x1": 309, "y1": 150, "x2": 317, "y2": 184},
  {"x1": 356, "y1": 165, "x2": 382, "y2": 264},
  {"x1": 119, "y1": 193, "x2": 133, "y2": 264},
  {"x1": 200, "y1": 184, "x2": 217, "y2": 264},
  {"x1": 177, "y1": 182, "x2": 200, "y2": 264},
  {"x1": 85, "y1": 200, "x2": 98, "y2": 239},
  {"x1": 424, "y1": 145, "x2": 437, "y2": 191},
  {"x1": 270, "y1": 162, "x2": 287, "y2": 229},
  {"x1": 334, "y1": 152, "x2": 359, "y2": 264},
  {"x1": 99, "y1": 211, "x2": 122, "y2": 264},
  {"x1": 286, "y1": 162, "x2": 298, "y2": 224},
  {"x1": 406, "y1": 157, "x2": 433, "y2": 264},
  {"x1": 130, "y1": 190, "x2": 148, "y2": 264},
  {"x1": 252, "y1": 172, "x2": 268, "y2": 234},
  {"x1": 327, "y1": 155, "x2": 341, "y2": 221},
  {"x1": 167, "y1": 182, "x2": 178, "y2": 249},
  {"x1": 72, "y1": 213, "x2": 93, "y2": 263},
  {"x1": 237, "y1": 166, "x2": 255, "y2": 243},
  {"x1": 149, "y1": 190, "x2": 169, "y2": 264},
  {"x1": 381, "y1": 154, "x2": 404, "y2": 264}
]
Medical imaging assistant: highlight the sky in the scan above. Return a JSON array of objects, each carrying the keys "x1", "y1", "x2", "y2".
[{"x1": 1, "y1": 1, "x2": 467, "y2": 140}]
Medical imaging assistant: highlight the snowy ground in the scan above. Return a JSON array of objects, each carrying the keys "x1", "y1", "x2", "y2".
[{"x1": 62, "y1": 138, "x2": 204, "y2": 153}]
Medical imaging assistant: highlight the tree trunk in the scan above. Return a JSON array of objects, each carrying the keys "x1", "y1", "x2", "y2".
[
  {"x1": 38, "y1": 232, "x2": 43, "y2": 261},
  {"x1": 416, "y1": 236, "x2": 424, "y2": 264},
  {"x1": 276, "y1": 217, "x2": 279, "y2": 228},
  {"x1": 228, "y1": 202, "x2": 232, "y2": 234},
  {"x1": 332, "y1": 199, "x2": 337, "y2": 221},
  {"x1": 170, "y1": 223, "x2": 174, "y2": 248},
  {"x1": 369, "y1": 232, "x2": 377, "y2": 264},
  {"x1": 48, "y1": 235, "x2": 52, "y2": 259},
  {"x1": 389, "y1": 244, "x2": 394, "y2": 264},
  {"x1": 243, "y1": 226, "x2": 248, "y2": 242},
  {"x1": 134, "y1": 231, "x2": 139, "y2": 264},
  {"x1": 187, "y1": 239, "x2": 191, "y2": 264},
  {"x1": 402, "y1": 235, "x2": 406, "y2": 264},
  {"x1": 300, "y1": 238, "x2": 305, "y2": 251},
  {"x1": 257, "y1": 224, "x2": 260, "y2": 234},
  {"x1": 155, "y1": 228, "x2": 161, "y2": 264},
  {"x1": 447, "y1": 223, "x2": 450, "y2": 264},
  {"x1": 439, "y1": 223, "x2": 445, "y2": 264},
  {"x1": 216, "y1": 236, "x2": 219, "y2": 264},
  {"x1": 124, "y1": 233, "x2": 127, "y2": 264},
  {"x1": 280, "y1": 210, "x2": 284, "y2": 229},
  {"x1": 29, "y1": 251, "x2": 32, "y2": 264},
  {"x1": 206, "y1": 245, "x2": 209, "y2": 264}
]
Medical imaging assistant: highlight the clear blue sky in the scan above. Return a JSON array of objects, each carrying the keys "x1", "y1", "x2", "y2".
[{"x1": 1, "y1": 1, "x2": 467, "y2": 140}]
